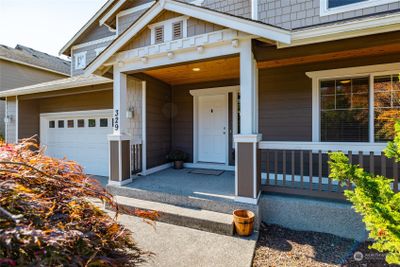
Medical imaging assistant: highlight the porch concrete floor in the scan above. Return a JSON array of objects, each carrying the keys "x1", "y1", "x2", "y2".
[{"x1": 126, "y1": 168, "x2": 236, "y2": 202}]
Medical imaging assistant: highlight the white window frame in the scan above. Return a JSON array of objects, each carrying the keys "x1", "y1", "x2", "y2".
[
  {"x1": 320, "y1": 0, "x2": 399, "y2": 16},
  {"x1": 307, "y1": 62, "x2": 400, "y2": 145},
  {"x1": 148, "y1": 16, "x2": 189, "y2": 45},
  {"x1": 74, "y1": 51, "x2": 87, "y2": 70}
]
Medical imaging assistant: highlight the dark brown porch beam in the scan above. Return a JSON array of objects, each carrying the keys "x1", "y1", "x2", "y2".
[{"x1": 257, "y1": 43, "x2": 400, "y2": 69}]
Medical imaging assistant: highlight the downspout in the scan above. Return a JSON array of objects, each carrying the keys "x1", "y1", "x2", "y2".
[{"x1": 251, "y1": 0, "x2": 258, "y2": 20}]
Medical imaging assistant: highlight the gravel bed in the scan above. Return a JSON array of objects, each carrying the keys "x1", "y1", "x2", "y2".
[
  {"x1": 253, "y1": 224, "x2": 398, "y2": 266},
  {"x1": 253, "y1": 223, "x2": 357, "y2": 267}
]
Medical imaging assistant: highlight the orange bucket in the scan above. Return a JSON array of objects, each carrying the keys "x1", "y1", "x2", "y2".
[{"x1": 233, "y1": 209, "x2": 255, "y2": 236}]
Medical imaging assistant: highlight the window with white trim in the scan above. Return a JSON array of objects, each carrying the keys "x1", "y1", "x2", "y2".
[
  {"x1": 319, "y1": 72, "x2": 400, "y2": 143},
  {"x1": 74, "y1": 51, "x2": 87, "y2": 70},
  {"x1": 320, "y1": 0, "x2": 399, "y2": 16},
  {"x1": 149, "y1": 16, "x2": 188, "y2": 45}
]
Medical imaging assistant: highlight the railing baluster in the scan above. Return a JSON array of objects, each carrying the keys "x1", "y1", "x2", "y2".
[
  {"x1": 394, "y1": 159, "x2": 399, "y2": 193},
  {"x1": 328, "y1": 150, "x2": 332, "y2": 192},
  {"x1": 274, "y1": 150, "x2": 278, "y2": 185},
  {"x1": 300, "y1": 150, "x2": 304, "y2": 189},
  {"x1": 266, "y1": 151, "x2": 270, "y2": 185},
  {"x1": 370, "y1": 151, "x2": 375, "y2": 175},
  {"x1": 358, "y1": 151, "x2": 363, "y2": 168},
  {"x1": 282, "y1": 150, "x2": 286, "y2": 186},
  {"x1": 347, "y1": 151, "x2": 352, "y2": 190},
  {"x1": 309, "y1": 151, "x2": 313, "y2": 191},
  {"x1": 318, "y1": 150, "x2": 322, "y2": 191},
  {"x1": 381, "y1": 152, "x2": 386, "y2": 177},
  {"x1": 291, "y1": 151, "x2": 295, "y2": 186}
]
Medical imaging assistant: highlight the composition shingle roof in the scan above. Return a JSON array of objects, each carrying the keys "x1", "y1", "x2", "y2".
[{"x1": 0, "y1": 44, "x2": 70, "y2": 75}]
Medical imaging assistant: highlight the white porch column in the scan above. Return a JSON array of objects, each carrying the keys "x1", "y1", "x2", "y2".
[
  {"x1": 235, "y1": 38, "x2": 261, "y2": 204},
  {"x1": 108, "y1": 67, "x2": 132, "y2": 185}
]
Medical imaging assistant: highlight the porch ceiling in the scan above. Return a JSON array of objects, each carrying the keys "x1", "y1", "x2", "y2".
[{"x1": 141, "y1": 56, "x2": 240, "y2": 86}]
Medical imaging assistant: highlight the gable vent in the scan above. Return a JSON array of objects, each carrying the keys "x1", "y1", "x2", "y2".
[
  {"x1": 154, "y1": 26, "x2": 164, "y2": 44},
  {"x1": 172, "y1": 21, "x2": 183, "y2": 40}
]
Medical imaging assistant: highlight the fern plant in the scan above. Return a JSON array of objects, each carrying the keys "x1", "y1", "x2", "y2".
[{"x1": 328, "y1": 121, "x2": 400, "y2": 265}]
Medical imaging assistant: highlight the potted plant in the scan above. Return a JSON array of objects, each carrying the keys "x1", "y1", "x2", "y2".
[{"x1": 167, "y1": 150, "x2": 188, "y2": 169}]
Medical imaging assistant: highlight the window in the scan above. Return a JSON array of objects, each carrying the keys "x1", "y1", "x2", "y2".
[
  {"x1": 327, "y1": 0, "x2": 367, "y2": 8},
  {"x1": 74, "y1": 51, "x2": 87, "y2": 70},
  {"x1": 317, "y1": 71, "x2": 400, "y2": 143},
  {"x1": 67, "y1": 120, "x2": 74, "y2": 128},
  {"x1": 88, "y1": 119, "x2": 96, "y2": 127},
  {"x1": 374, "y1": 74, "x2": 400, "y2": 142},
  {"x1": 149, "y1": 16, "x2": 188, "y2": 45},
  {"x1": 320, "y1": 0, "x2": 398, "y2": 16},
  {"x1": 77, "y1": 119, "x2": 85, "y2": 128},
  {"x1": 320, "y1": 77, "x2": 369, "y2": 142},
  {"x1": 100, "y1": 118, "x2": 108, "y2": 127},
  {"x1": 49, "y1": 121, "x2": 55, "y2": 128},
  {"x1": 58, "y1": 120, "x2": 64, "y2": 128}
]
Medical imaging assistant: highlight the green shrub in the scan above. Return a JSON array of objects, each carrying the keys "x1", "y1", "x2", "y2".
[{"x1": 328, "y1": 121, "x2": 400, "y2": 264}]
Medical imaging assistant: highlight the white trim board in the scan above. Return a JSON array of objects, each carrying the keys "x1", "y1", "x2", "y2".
[
  {"x1": 282, "y1": 13, "x2": 400, "y2": 48},
  {"x1": 60, "y1": 0, "x2": 116, "y2": 55},
  {"x1": 85, "y1": 0, "x2": 290, "y2": 75},
  {"x1": 320, "y1": 0, "x2": 399, "y2": 17},
  {"x1": 306, "y1": 62, "x2": 400, "y2": 144},
  {"x1": 71, "y1": 35, "x2": 116, "y2": 51},
  {"x1": 117, "y1": 1, "x2": 155, "y2": 18},
  {"x1": 190, "y1": 86, "x2": 240, "y2": 166}
]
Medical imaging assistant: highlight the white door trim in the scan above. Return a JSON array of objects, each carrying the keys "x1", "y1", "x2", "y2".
[{"x1": 190, "y1": 86, "x2": 239, "y2": 166}]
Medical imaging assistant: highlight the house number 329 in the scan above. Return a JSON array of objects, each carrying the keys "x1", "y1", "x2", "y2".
[{"x1": 114, "y1": 109, "x2": 119, "y2": 131}]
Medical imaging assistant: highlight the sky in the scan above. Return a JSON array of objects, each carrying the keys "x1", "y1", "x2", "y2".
[{"x1": 0, "y1": 0, "x2": 108, "y2": 59}]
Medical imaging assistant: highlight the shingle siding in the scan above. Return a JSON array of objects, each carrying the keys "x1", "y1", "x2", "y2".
[
  {"x1": 202, "y1": 0, "x2": 251, "y2": 18},
  {"x1": 71, "y1": 40, "x2": 114, "y2": 76},
  {"x1": 258, "y1": 0, "x2": 400, "y2": 29}
]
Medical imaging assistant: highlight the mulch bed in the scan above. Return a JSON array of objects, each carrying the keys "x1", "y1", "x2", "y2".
[{"x1": 252, "y1": 223, "x2": 397, "y2": 267}]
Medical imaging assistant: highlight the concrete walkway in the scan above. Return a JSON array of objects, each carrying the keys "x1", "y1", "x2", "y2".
[{"x1": 109, "y1": 211, "x2": 257, "y2": 267}]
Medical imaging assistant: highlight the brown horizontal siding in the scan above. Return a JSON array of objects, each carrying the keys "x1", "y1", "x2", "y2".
[
  {"x1": 18, "y1": 99, "x2": 40, "y2": 140},
  {"x1": 39, "y1": 90, "x2": 112, "y2": 113},
  {"x1": 145, "y1": 76, "x2": 172, "y2": 169},
  {"x1": 259, "y1": 52, "x2": 400, "y2": 141},
  {"x1": 0, "y1": 59, "x2": 66, "y2": 91}
]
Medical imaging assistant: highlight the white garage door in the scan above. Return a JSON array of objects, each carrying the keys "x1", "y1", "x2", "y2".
[{"x1": 40, "y1": 110, "x2": 113, "y2": 176}]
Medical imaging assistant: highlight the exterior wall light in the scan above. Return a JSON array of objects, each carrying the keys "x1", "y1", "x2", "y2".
[
  {"x1": 167, "y1": 52, "x2": 174, "y2": 59},
  {"x1": 140, "y1": 57, "x2": 148, "y2": 63},
  {"x1": 196, "y1": 45, "x2": 204, "y2": 53},
  {"x1": 126, "y1": 107, "x2": 134, "y2": 119},
  {"x1": 231, "y1": 39, "x2": 239, "y2": 48}
]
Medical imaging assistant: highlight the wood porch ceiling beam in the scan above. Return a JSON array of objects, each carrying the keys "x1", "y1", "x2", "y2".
[{"x1": 257, "y1": 43, "x2": 400, "y2": 69}]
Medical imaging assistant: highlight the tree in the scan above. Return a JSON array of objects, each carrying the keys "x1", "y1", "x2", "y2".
[
  {"x1": 0, "y1": 138, "x2": 156, "y2": 266},
  {"x1": 328, "y1": 121, "x2": 400, "y2": 264}
]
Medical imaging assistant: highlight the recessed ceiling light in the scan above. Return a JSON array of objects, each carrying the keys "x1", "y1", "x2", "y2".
[
  {"x1": 192, "y1": 67, "x2": 201, "y2": 72},
  {"x1": 340, "y1": 80, "x2": 351, "y2": 84}
]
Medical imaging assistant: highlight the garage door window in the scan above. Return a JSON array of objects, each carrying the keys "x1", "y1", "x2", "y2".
[
  {"x1": 49, "y1": 121, "x2": 55, "y2": 128},
  {"x1": 100, "y1": 118, "x2": 108, "y2": 127},
  {"x1": 58, "y1": 120, "x2": 64, "y2": 128},
  {"x1": 77, "y1": 119, "x2": 85, "y2": 128},
  {"x1": 88, "y1": 119, "x2": 96, "y2": 127},
  {"x1": 67, "y1": 120, "x2": 74, "y2": 128}
]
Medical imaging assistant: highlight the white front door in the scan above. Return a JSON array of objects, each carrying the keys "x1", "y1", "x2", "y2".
[{"x1": 198, "y1": 94, "x2": 227, "y2": 163}]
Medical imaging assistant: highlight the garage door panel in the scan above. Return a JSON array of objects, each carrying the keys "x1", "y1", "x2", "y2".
[{"x1": 41, "y1": 111, "x2": 113, "y2": 176}]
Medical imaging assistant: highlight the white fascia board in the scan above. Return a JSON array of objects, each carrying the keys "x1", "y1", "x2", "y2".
[
  {"x1": 85, "y1": 2, "x2": 163, "y2": 75},
  {"x1": 0, "y1": 56, "x2": 69, "y2": 76},
  {"x1": 59, "y1": 0, "x2": 116, "y2": 56},
  {"x1": 0, "y1": 76, "x2": 112, "y2": 98},
  {"x1": 164, "y1": 0, "x2": 291, "y2": 44},
  {"x1": 281, "y1": 13, "x2": 400, "y2": 48},
  {"x1": 100, "y1": 0, "x2": 127, "y2": 26}
]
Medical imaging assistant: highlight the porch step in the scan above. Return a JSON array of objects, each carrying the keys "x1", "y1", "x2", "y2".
[
  {"x1": 106, "y1": 184, "x2": 259, "y2": 217},
  {"x1": 111, "y1": 195, "x2": 234, "y2": 236}
]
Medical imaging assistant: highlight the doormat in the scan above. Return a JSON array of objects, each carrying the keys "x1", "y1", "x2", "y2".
[{"x1": 189, "y1": 169, "x2": 224, "y2": 176}]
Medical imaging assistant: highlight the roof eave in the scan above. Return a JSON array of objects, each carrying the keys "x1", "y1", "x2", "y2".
[{"x1": 85, "y1": 0, "x2": 291, "y2": 75}]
